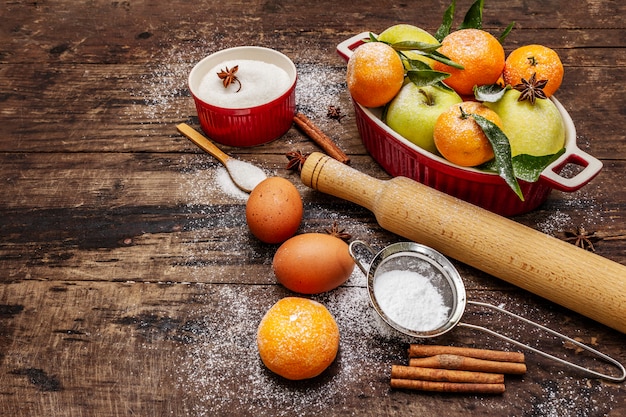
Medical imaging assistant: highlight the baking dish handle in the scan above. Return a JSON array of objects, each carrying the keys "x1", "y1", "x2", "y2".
[
  {"x1": 336, "y1": 31, "x2": 372, "y2": 62},
  {"x1": 540, "y1": 145, "x2": 603, "y2": 192}
]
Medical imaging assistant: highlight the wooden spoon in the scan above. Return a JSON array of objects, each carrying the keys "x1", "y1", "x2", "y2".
[{"x1": 177, "y1": 123, "x2": 267, "y2": 193}]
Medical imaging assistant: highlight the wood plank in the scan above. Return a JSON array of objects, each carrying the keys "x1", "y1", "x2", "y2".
[
  {"x1": 3, "y1": 0, "x2": 625, "y2": 56},
  {"x1": 1, "y1": 59, "x2": 625, "y2": 155},
  {"x1": 1, "y1": 153, "x2": 625, "y2": 284},
  {"x1": 1, "y1": 280, "x2": 624, "y2": 417},
  {"x1": 2, "y1": 0, "x2": 625, "y2": 415}
]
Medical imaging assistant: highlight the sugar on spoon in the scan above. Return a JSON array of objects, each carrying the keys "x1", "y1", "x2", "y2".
[{"x1": 176, "y1": 123, "x2": 268, "y2": 193}]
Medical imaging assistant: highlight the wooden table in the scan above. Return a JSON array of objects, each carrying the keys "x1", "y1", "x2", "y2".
[{"x1": 1, "y1": 1, "x2": 625, "y2": 415}]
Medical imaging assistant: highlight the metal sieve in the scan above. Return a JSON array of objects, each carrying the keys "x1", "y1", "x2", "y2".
[{"x1": 349, "y1": 240, "x2": 626, "y2": 382}]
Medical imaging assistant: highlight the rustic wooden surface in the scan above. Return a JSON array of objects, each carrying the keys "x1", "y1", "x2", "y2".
[{"x1": 1, "y1": 1, "x2": 625, "y2": 416}]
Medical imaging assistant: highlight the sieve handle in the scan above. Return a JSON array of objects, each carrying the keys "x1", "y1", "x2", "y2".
[
  {"x1": 348, "y1": 240, "x2": 377, "y2": 276},
  {"x1": 458, "y1": 301, "x2": 626, "y2": 382}
]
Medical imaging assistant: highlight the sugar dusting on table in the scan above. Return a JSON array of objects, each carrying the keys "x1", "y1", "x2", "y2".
[
  {"x1": 174, "y1": 285, "x2": 399, "y2": 417},
  {"x1": 171, "y1": 57, "x2": 405, "y2": 411},
  {"x1": 535, "y1": 179, "x2": 607, "y2": 236},
  {"x1": 140, "y1": 45, "x2": 618, "y2": 416}
]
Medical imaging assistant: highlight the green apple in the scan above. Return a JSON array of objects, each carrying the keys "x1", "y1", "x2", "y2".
[
  {"x1": 484, "y1": 89, "x2": 565, "y2": 157},
  {"x1": 378, "y1": 24, "x2": 439, "y2": 67},
  {"x1": 385, "y1": 83, "x2": 463, "y2": 154}
]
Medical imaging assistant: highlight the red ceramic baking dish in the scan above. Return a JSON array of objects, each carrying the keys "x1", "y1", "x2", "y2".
[{"x1": 337, "y1": 33, "x2": 602, "y2": 216}]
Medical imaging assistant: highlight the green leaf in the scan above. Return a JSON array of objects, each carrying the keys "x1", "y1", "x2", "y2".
[
  {"x1": 406, "y1": 69, "x2": 451, "y2": 86},
  {"x1": 471, "y1": 113, "x2": 524, "y2": 200},
  {"x1": 426, "y1": 50, "x2": 465, "y2": 69},
  {"x1": 435, "y1": 0, "x2": 456, "y2": 42},
  {"x1": 391, "y1": 43, "x2": 464, "y2": 69},
  {"x1": 368, "y1": 32, "x2": 379, "y2": 42},
  {"x1": 473, "y1": 84, "x2": 509, "y2": 102},
  {"x1": 498, "y1": 21, "x2": 515, "y2": 43},
  {"x1": 391, "y1": 40, "x2": 441, "y2": 53},
  {"x1": 404, "y1": 58, "x2": 432, "y2": 70},
  {"x1": 435, "y1": 81, "x2": 456, "y2": 92},
  {"x1": 511, "y1": 149, "x2": 565, "y2": 182},
  {"x1": 459, "y1": 0, "x2": 484, "y2": 30}
]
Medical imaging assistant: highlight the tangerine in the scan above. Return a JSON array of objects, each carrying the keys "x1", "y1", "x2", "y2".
[
  {"x1": 257, "y1": 297, "x2": 339, "y2": 380},
  {"x1": 346, "y1": 41, "x2": 405, "y2": 108},
  {"x1": 433, "y1": 101, "x2": 502, "y2": 167},
  {"x1": 503, "y1": 44, "x2": 564, "y2": 97},
  {"x1": 432, "y1": 29, "x2": 505, "y2": 96}
]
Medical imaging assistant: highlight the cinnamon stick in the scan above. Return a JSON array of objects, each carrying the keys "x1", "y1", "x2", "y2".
[
  {"x1": 408, "y1": 345, "x2": 525, "y2": 363},
  {"x1": 391, "y1": 365, "x2": 504, "y2": 384},
  {"x1": 408, "y1": 354, "x2": 527, "y2": 375},
  {"x1": 293, "y1": 112, "x2": 350, "y2": 164},
  {"x1": 391, "y1": 378, "x2": 506, "y2": 394}
]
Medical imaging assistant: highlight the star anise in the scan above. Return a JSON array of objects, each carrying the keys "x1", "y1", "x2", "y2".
[
  {"x1": 561, "y1": 226, "x2": 599, "y2": 252},
  {"x1": 285, "y1": 150, "x2": 308, "y2": 172},
  {"x1": 327, "y1": 105, "x2": 345, "y2": 122},
  {"x1": 513, "y1": 72, "x2": 548, "y2": 104},
  {"x1": 217, "y1": 65, "x2": 242, "y2": 92},
  {"x1": 325, "y1": 221, "x2": 352, "y2": 241}
]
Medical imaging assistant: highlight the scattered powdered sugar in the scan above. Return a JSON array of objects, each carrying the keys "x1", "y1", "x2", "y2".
[
  {"x1": 198, "y1": 59, "x2": 291, "y2": 108},
  {"x1": 536, "y1": 210, "x2": 572, "y2": 236},
  {"x1": 535, "y1": 183, "x2": 607, "y2": 236},
  {"x1": 131, "y1": 44, "x2": 206, "y2": 121},
  {"x1": 154, "y1": 41, "x2": 619, "y2": 416},
  {"x1": 295, "y1": 62, "x2": 346, "y2": 117},
  {"x1": 180, "y1": 155, "x2": 272, "y2": 203},
  {"x1": 527, "y1": 375, "x2": 615, "y2": 417},
  {"x1": 181, "y1": 158, "x2": 257, "y2": 203},
  {"x1": 373, "y1": 269, "x2": 449, "y2": 332},
  {"x1": 175, "y1": 285, "x2": 400, "y2": 417}
]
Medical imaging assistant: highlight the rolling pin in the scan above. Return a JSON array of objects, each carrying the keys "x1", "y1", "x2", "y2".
[{"x1": 301, "y1": 152, "x2": 626, "y2": 334}]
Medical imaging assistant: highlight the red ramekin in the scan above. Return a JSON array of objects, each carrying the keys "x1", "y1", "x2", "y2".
[{"x1": 188, "y1": 46, "x2": 297, "y2": 147}]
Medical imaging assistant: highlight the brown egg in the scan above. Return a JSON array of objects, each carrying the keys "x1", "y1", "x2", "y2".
[
  {"x1": 273, "y1": 233, "x2": 355, "y2": 294},
  {"x1": 245, "y1": 177, "x2": 303, "y2": 244}
]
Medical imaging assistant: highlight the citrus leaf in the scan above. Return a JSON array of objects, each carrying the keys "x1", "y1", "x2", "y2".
[
  {"x1": 511, "y1": 149, "x2": 565, "y2": 182},
  {"x1": 471, "y1": 113, "x2": 524, "y2": 201},
  {"x1": 406, "y1": 69, "x2": 451, "y2": 86},
  {"x1": 391, "y1": 40, "x2": 442, "y2": 53},
  {"x1": 404, "y1": 58, "x2": 432, "y2": 70},
  {"x1": 435, "y1": 0, "x2": 456, "y2": 42},
  {"x1": 481, "y1": 150, "x2": 566, "y2": 182},
  {"x1": 435, "y1": 81, "x2": 456, "y2": 92},
  {"x1": 459, "y1": 0, "x2": 484, "y2": 30},
  {"x1": 499, "y1": 21, "x2": 515, "y2": 43},
  {"x1": 474, "y1": 84, "x2": 509, "y2": 102},
  {"x1": 426, "y1": 50, "x2": 464, "y2": 69},
  {"x1": 390, "y1": 42, "x2": 463, "y2": 69}
]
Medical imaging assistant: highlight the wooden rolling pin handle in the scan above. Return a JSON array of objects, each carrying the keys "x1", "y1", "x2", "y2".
[{"x1": 300, "y1": 152, "x2": 626, "y2": 334}]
